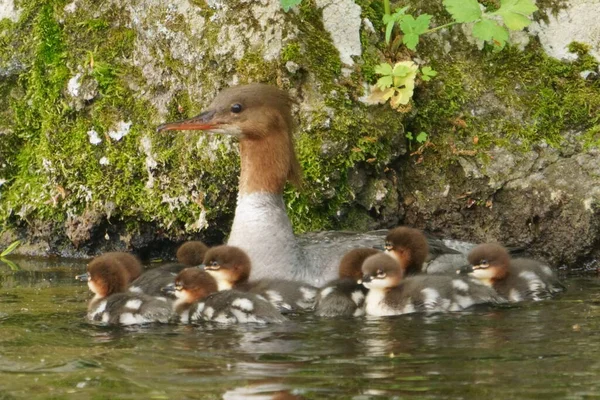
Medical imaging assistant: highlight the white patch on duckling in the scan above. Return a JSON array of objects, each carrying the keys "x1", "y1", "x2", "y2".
[
  {"x1": 540, "y1": 265, "x2": 554, "y2": 276},
  {"x1": 452, "y1": 279, "x2": 470, "y2": 292},
  {"x1": 89, "y1": 300, "x2": 107, "y2": 319},
  {"x1": 453, "y1": 294, "x2": 474, "y2": 310},
  {"x1": 509, "y1": 289, "x2": 523, "y2": 302},
  {"x1": 351, "y1": 290, "x2": 365, "y2": 306},
  {"x1": 179, "y1": 309, "x2": 190, "y2": 324},
  {"x1": 300, "y1": 287, "x2": 317, "y2": 301},
  {"x1": 353, "y1": 308, "x2": 365, "y2": 317},
  {"x1": 364, "y1": 289, "x2": 397, "y2": 316},
  {"x1": 128, "y1": 286, "x2": 143, "y2": 294},
  {"x1": 203, "y1": 306, "x2": 215, "y2": 320},
  {"x1": 125, "y1": 299, "x2": 143, "y2": 311},
  {"x1": 421, "y1": 288, "x2": 441, "y2": 310},
  {"x1": 402, "y1": 302, "x2": 416, "y2": 314},
  {"x1": 232, "y1": 298, "x2": 254, "y2": 312},
  {"x1": 119, "y1": 313, "x2": 149, "y2": 325},
  {"x1": 102, "y1": 313, "x2": 110, "y2": 323},
  {"x1": 320, "y1": 287, "x2": 335, "y2": 299}
]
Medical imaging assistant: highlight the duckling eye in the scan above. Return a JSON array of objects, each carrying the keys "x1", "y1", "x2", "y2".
[
  {"x1": 210, "y1": 261, "x2": 218, "y2": 267},
  {"x1": 384, "y1": 241, "x2": 393, "y2": 251},
  {"x1": 376, "y1": 269, "x2": 386, "y2": 278},
  {"x1": 175, "y1": 283, "x2": 183, "y2": 291},
  {"x1": 230, "y1": 103, "x2": 243, "y2": 113},
  {"x1": 480, "y1": 259, "x2": 489, "y2": 267}
]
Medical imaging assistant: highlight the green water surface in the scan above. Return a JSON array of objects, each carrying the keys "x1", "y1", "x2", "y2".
[{"x1": 1, "y1": 257, "x2": 599, "y2": 399}]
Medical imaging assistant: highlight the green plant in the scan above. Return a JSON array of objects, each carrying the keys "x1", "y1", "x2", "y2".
[
  {"x1": 281, "y1": 0, "x2": 302, "y2": 12},
  {"x1": 0, "y1": 239, "x2": 20, "y2": 258},
  {"x1": 405, "y1": 131, "x2": 428, "y2": 150}
]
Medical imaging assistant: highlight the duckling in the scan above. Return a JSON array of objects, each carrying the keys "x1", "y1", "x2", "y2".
[
  {"x1": 383, "y1": 227, "x2": 430, "y2": 276},
  {"x1": 361, "y1": 253, "x2": 505, "y2": 316},
  {"x1": 75, "y1": 252, "x2": 143, "y2": 283},
  {"x1": 463, "y1": 243, "x2": 565, "y2": 302},
  {"x1": 162, "y1": 268, "x2": 286, "y2": 324},
  {"x1": 176, "y1": 240, "x2": 209, "y2": 266},
  {"x1": 82, "y1": 255, "x2": 173, "y2": 325},
  {"x1": 128, "y1": 241, "x2": 210, "y2": 297},
  {"x1": 202, "y1": 245, "x2": 318, "y2": 313},
  {"x1": 314, "y1": 248, "x2": 379, "y2": 317}
]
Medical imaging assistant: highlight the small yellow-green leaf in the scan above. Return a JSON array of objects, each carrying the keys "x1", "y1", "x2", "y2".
[
  {"x1": 1, "y1": 240, "x2": 21, "y2": 258},
  {"x1": 416, "y1": 132, "x2": 428, "y2": 143},
  {"x1": 366, "y1": 86, "x2": 396, "y2": 104},
  {"x1": 280, "y1": 0, "x2": 302, "y2": 12},
  {"x1": 376, "y1": 75, "x2": 393, "y2": 90},
  {"x1": 472, "y1": 19, "x2": 509, "y2": 49},
  {"x1": 494, "y1": 0, "x2": 538, "y2": 30},
  {"x1": 375, "y1": 63, "x2": 393, "y2": 76},
  {"x1": 392, "y1": 63, "x2": 412, "y2": 77}
]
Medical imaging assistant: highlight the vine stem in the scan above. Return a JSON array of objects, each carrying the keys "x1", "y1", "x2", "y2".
[
  {"x1": 383, "y1": 0, "x2": 390, "y2": 16},
  {"x1": 423, "y1": 21, "x2": 462, "y2": 35}
]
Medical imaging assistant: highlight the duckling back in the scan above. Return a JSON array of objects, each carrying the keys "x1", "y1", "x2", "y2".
[
  {"x1": 496, "y1": 258, "x2": 565, "y2": 302},
  {"x1": 88, "y1": 292, "x2": 173, "y2": 325},
  {"x1": 190, "y1": 290, "x2": 287, "y2": 324}
]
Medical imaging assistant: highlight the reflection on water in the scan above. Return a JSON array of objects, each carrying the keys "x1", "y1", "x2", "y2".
[{"x1": 2, "y1": 256, "x2": 600, "y2": 399}]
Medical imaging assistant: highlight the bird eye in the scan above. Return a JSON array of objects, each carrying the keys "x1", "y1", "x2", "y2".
[
  {"x1": 384, "y1": 241, "x2": 393, "y2": 251},
  {"x1": 376, "y1": 269, "x2": 386, "y2": 278},
  {"x1": 230, "y1": 103, "x2": 243, "y2": 113},
  {"x1": 210, "y1": 261, "x2": 218, "y2": 267},
  {"x1": 479, "y1": 259, "x2": 489, "y2": 268},
  {"x1": 175, "y1": 283, "x2": 183, "y2": 291}
]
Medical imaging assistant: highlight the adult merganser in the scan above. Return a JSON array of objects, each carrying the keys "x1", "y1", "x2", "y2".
[
  {"x1": 156, "y1": 84, "x2": 488, "y2": 285},
  {"x1": 462, "y1": 243, "x2": 565, "y2": 302},
  {"x1": 162, "y1": 267, "x2": 286, "y2": 324},
  {"x1": 314, "y1": 247, "x2": 379, "y2": 317},
  {"x1": 361, "y1": 253, "x2": 506, "y2": 316},
  {"x1": 81, "y1": 254, "x2": 173, "y2": 325},
  {"x1": 202, "y1": 245, "x2": 317, "y2": 313}
]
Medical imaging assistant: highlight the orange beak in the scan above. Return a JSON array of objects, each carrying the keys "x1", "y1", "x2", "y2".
[{"x1": 156, "y1": 110, "x2": 217, "y2": 132}]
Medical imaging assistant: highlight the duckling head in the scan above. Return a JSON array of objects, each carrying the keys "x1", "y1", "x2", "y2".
[
  {"x1": 360, "y1": 253, "x2": 404, "y2": 290},
  {"x1": 338, "y1": 247, "x2": 380, "y2": 281},
  {"x1": 157, "y1": 83, "x2": 302, "y2": 194},
  {"x1": 202, "y1": 245, "x2": 251, "y2": 290},
  {"x1": 85, "y1": 255, "x2": 130, "y2": 298},
  {"x1": 165, "y1": 268, "x2": 218, "y2": 309},
  {"x1": 384, "y1": 227, "x2": 429, "y2": 276},
  {"x1": 466, "y1": 243, "x2": 511, "y2": 285},
  {"x1": 176, "y1": 240, "x2": 209, "y2": 267}
]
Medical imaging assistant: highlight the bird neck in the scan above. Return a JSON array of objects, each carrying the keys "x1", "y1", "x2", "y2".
[{"x1": 238, "y1": 131, "x2": 295, "y2": 195}]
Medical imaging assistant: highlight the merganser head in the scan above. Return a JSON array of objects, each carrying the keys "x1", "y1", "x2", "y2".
[
  {"x1": 338, "y1": 248, "x2": 380, "y2": 281},
  {"x1": 157, "y1": 83, "x2": 302, "y2": 194},
  {"x1": 465, "y1": 243, "x2": 511, "y2": 285},
  {"x1": 76, "y1": 252, "x2": 142, "y2": 285},
  {"x1": 202, "y1": 245, "x2": 251, "y2": 290},
  {"x1": 176, "y1": 240, "x2": 209, "y2": 267},
  {"x1": 84, "y1": 255, "x2": 130, "y2": 298},
  {"x1": 164, "y1": 268, "x2": 218, "y2": 309},
  {"x1": 384, "y1": 227, "x2": 429, "y2": 276},
  {"x1": 360, "y1": 253, "x2": 404, "y2": 290}
]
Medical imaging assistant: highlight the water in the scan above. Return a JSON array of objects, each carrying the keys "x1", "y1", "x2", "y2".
[{"x1": 2, "y1": 257, "x2": 600, "y2": 399}]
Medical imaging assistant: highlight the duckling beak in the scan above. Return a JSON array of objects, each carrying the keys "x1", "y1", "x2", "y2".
[
  {"x1": 197, "y1": 264, "x2": 206, "y2": 270},
  {"x1": 156, "y1": 110, "x2": 217, "y2": 132},
  {"x1": 457, "y1": 264, "x2": 474, "y2": 275},
  {"x1": 372, "y1": 245, "x2": 385, "y2": 251},
  {"x1": 361, "y1": 274, "x2": 373, "y2": 283},
  {"x1": 75, "y1": 272, "x2": 90, "y2": 282},
  {"x1": 161, "y1": 282, "x2": 176, "y2": 296}
]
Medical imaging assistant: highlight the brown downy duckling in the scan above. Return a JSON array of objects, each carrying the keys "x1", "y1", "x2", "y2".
[
  {"x1": 361, "y1": 253, "x2": 506, "y2": 317},
  {"x1": 176, "y1": 240, "x2": 209, "y2": 266},
  {"x1": 383, "y1": 227, "x2": 430, "y2": 276},
  {"x1": 82, "y1": 256, "x2": 173, "y2": 325},
  {"x1": 463, "y1": 243, "x2": 565, "y2": 302},
  {"x1": 314, "y1": 248, "x2": 380, "y2": 317},
  {"x1": 162, "y1": 267, "x2": 286, "y2": 324},
  {"x1": 202, "y1": 245, "x2": 317, "y2": 313},
  {"x1": 75, "y1": 252, "x2": 143, "y2": 284}
]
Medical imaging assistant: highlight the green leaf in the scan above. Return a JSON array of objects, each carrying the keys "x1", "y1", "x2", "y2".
[
  {"x1": 0, "y1": 240, "x2": 21, "y2": 258},
  {"x1": 405, "y1": 132, "x2": 414, "y2": 140},
  {"x1": 392, "y1": 64, "x2": 412, "y2": 77},
  {"x1": 399, "y1": 14, "x2": 432, "y2": 51},
  {"x1": 280, "y1": 0, "x2": 302, "y2": 12},
  {"x1": 494, "y1": 0, "x2": 538, "y2": 30},
  {"x1": 421, "y1": 66, "x2": 437, "y2": 77},
  {"x1": 385, "y1": 19, "x2": 395, "y2": 44},
  {"x1": 416, "y1": 132, "x2": 428, "y2": 143},
  {"x1": 1, "y1": 258, "x2": 21, "y2": 271},
  {"x1": 443, "y1": 0, "x2": 482, "y2": 22},
  {"x1": 472, "y1": 19, "x2": 509, "y2": 49},
  {"x1": 376, "y1": 75, "x2": 393, "y2": 90},
  {"x1": 375, "y1": 63, "x2": 393, "y2": 76}
]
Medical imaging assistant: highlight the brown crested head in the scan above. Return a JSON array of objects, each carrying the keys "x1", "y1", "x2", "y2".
[
  {"x1": 467, "y1": 243, "x2": 511, "y2": 282},
  {"x1": 86, "y1": 255, "x2": 130, "y2": 297},
  {"x1": 203, "y1": 245, "x2": 251, "y2": 287},
  {"x1": 97, "y1": 252, "x2": 143, "y2": 282},
  {"x1": 360, "y1": 253, "x2": 404, "y2": 290},
  {"x1": 173, "y1": 268, "x2": 218, "y2": 304},
  {"x1": 385, "y1": 227, "x2": 429, "y2": 275},
  {"x1": 157, "y1": 83, "x2": 302, "y2": 191},
  {"x1": 176, "y1": 240, "x2": 209, "y2": 266},
  {"x1": 338, "y1": 248, "x2": 380, "y2": 281}
]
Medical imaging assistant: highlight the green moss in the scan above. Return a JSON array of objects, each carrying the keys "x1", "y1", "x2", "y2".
[{"x1": 236, "y1": 51, "x2": 278, "y2": 83}]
